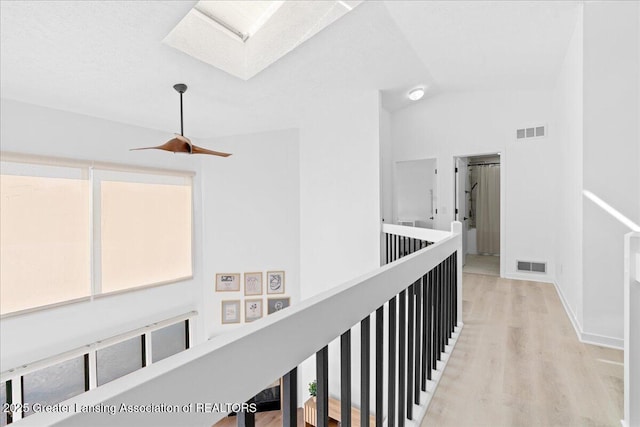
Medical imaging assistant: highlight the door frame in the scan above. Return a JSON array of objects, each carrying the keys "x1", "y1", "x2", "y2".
[{"x1": 453, "y1": 151, "x2": 505, "y2": 278}]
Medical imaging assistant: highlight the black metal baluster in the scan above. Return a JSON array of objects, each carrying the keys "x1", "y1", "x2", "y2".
[
  {"x1": 438, "y1": 261, "x2": 446, "y2": 360},
  {"x1": 444, "y1": 258, "x2": 449, "y2": 343},
  {"x1": 283, "y1": 368, "x2": 297, "y2": 427},
  {"x1": 453, "y1": 251, "x2": 458, "y2": 329},
  {"x1": 317, "y1": 346, "x2": 329, "y2": 427},
  {"x1": 385, "y1": 234, "x2": 389, "y2": 265},
  {"x1": 388, "y1": 297, "x2": 396, "y2": 427},
  {"x1": 341, "y1": 331, "x2": 351, "y2": 427},
  {"x1": 390, "y1": 235, "x2": 394, "y2": 263},
  {"x1": 393, "y1": 235, "x2": 397, "y2": 261},
  {"x1": 238, "y1": 397, "x2": 255, "y2": 427},
  {"x1": 414, "y1": 278, "x2": 422, "y2": 404},
  {"x1": 376, "y1": 306, "x2": 384, "y2": 427},
  {"x1": 398, "y1": 290, "x2": 406, "y2": 427},
  {"x1": 449, "y1": 254, "x2": 454, "y2": 335},
  {"x1": 361, "y1": 316, "x2": 370, "y2": 427},
  {"x1": 432, "y1": 266, "x2": 439, "y2": 368},
  {"x1": 407, "y1": 284, "x2": 414, "y2": 419},
  {"x1": 438, "y1": 261, "x2": 443, "y2": 356},
  {"x1": 422, "y1": 273, "x2": 429, "y2": 388}
]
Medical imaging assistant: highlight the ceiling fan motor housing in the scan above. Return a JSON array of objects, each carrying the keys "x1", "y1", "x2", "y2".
[{"x1": 173, "y1": 83, "x2": 187, "y2": 93}]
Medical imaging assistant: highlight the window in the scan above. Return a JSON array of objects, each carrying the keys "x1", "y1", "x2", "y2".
[
  {"x1": 0, "y1": 157, "x2": 193, "y2": 315},
  {"x1": 152, "y1": 321, "x2": 188, "y2": 363},
  {"x1": 98, "y1": 171, "x2": 192, "y2": 293},
  {"x1": 0, "y1": 163, "x2": 90, "y2": 314},
  {"x1": 1, "y1": 314, "x2": 193, "y2": 422},
  {"x1": 1, "y1": 381, "x2": 9, "y2": 427},
  {"x1": 22, "y1": 356, "x2": 87, "y2": 418},
  {"x1": 96, "y1": 336, "x2": 144, "y2": 386}
]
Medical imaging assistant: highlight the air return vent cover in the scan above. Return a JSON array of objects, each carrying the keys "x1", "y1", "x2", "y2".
[
  {"x1": 516, "y1": 125, "x2": 546, "y2": 140},
  {"x1": 517, "y1": 260, "x2": 547, "y2": 273}
]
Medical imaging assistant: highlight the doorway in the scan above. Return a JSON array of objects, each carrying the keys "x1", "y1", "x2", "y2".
[
  {"x1": 455, "y1": 154, "x2": 502, "y2": 276},
  {"x1": 393, "y1": 158, "x2": 437, "y2": 229}
]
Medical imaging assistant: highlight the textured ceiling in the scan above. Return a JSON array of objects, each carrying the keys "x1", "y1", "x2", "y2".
[{"x1": 0, "y1": 1, "x2": 579, "y2": 138}]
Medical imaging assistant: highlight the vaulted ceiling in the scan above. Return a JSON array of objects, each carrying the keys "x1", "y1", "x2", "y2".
[{"x1": 0, "y1": 1, "x2": 579, "y2": 138}]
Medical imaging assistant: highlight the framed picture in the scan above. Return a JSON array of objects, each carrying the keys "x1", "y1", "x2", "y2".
[
  {"x1": 221, "y1": 300, "x2": 241, "y2": 324},
  {"x1": 267, "y1": 297, "x2": 290, "y2": 314},
  {"x1": 244, "y1": 272, "x2": 263, "y2": 296},
  {"x1": 216, "y1": 273, "x2": 241, "y2": 292},
  {"x1": 266, "y1": 271, "x2": 285, "y2": 294},
  {"x1": 245, "y1": 299, "x2": 263, "y2": 322}
]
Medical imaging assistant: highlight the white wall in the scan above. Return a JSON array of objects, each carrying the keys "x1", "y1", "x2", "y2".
[
  {"x1": 299, "y1": 91, "x2": 382, "y2": 297},
  {"x1": 551, "y1": 8, "x2": 584, "y2": 332},
  {"x1": 199, "y1": 129, "x2": 300, "y2": 339},
  {"x1": 298, "y1": 90, "x2": 382, "y2": 407},
  {"x1": 0, "y1": 99, "x2": 204, "y2": 369},
  {"x1": 391, "y1": 90, "x2": 557, "y2": 281},
  {"x1": 581, "y1": 1, "x2": 639, "y2": 344}
]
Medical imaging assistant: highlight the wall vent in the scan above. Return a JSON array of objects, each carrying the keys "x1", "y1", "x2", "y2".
[
  {"x1": 517, "y1": 260, "x2": 547, "y2": 273},
  {"x1": 516, "y1": 125, "x2": 546, "y2": 140}
]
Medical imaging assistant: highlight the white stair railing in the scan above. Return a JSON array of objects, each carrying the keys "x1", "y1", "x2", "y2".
[
  {"x1": 14, "y1": 223, "x2": 463, "y2": 427},
  {"x1": 624, "y1": 231, "x2": 640, "y2": 427}
]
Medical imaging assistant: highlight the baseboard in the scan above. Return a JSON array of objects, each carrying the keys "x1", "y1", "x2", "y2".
[
  {"x1": 504, "y1": 272, "x2": 555, "y2": 284},
  {"x1": 552, "y1": 281, "x2": 624, "y2": 350},
  {"x1": 581, "y1": 331, "x2": 624, "y2": 350},
  {"x1": 551, "y1": 280, "x2": 584, "y2": 343}
]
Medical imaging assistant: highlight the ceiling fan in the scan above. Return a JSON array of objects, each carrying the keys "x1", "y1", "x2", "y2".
[{"x1": 130, "y1": 84, "x2": 232, "y2": 157}]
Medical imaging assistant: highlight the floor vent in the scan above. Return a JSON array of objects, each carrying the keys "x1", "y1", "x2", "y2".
[
  {"x1": 516, "y1": 125, "x2": 546, "y2": 140},
  {"x1": 517, "y1": 260, "x2": 547, "y2": 273}
]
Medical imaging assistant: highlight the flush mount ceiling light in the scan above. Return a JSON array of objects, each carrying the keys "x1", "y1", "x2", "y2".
[
  {"x1": 130, "y1": 84, "x2": 232, "y2": 157},
  {"x1": 408, "y1": 87, "x2": 425, "y2": 101}
]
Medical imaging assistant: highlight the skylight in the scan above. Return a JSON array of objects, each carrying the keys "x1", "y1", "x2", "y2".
[
  {"x1": 193, "y1": 1, "x2": 284, "y2": 42},
  {"x1": 163, "y1": 1, "x2": 362, "y2": 80}
]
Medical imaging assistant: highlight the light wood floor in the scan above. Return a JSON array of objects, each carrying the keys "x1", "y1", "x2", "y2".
[
  {"x1": 423, "y1": 273, "x2": 624, "y2": 426},
  {"x1": 213, "y1": 273, "x2": 623, "y2": 427}
]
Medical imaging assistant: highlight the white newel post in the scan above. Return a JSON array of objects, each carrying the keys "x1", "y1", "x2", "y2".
[
  {"x1": 624, "y1": 232, "x2": 640, "y2": 427},
  {"x1": 451, "y1": 221, "x2": 463, "y2": 327}
]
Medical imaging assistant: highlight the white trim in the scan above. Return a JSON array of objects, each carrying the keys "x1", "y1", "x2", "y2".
[
  {"x1": 624, "y1": 232, "x2": 640, "y2": 426},
  {"x1": 382, "y1": 223, "x2": 451, "y2": 243},
  {"x1": 144, "y1": 333, "x2": 153, "y2": 368},
  {"x1": 93, "y1": 276, "x2": 194, "y2": 299},
  {"x1": 552, "y1": 279, "x2": 583, "y2": 343},
  {"x1": 552, "y1": 280, "x2": 624, "y2": 350},
  {"x1": 581, "y1": 332, "x2": 624, "y2": 350},
  {"x1": 0, "y1": 151, "x2": 196, "y2": 177},
  {"x1": 0, "y1": 296, "x2": 92, "y2": 320},
  {"x1": 10, "y1": 376, "x2": 23, "y2": 422},
  {"x1": 88, "y1": 351, "x2": 98, "y2": 390},
  {"x1": 504, "y1": 272, "x2": 554, "y2": 284}
]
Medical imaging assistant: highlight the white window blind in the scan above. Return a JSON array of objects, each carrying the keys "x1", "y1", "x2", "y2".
[
  {"x1": 0, "y1": 157, "x2": 193, "y2": 315},
  {"x1": 0, "y1": 163, "x2": 91, "y2": 314}
]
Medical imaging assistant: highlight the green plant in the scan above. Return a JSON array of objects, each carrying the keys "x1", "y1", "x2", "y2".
[{"x1": 308, "y1": 380, "x2": 317, "y2": 397}]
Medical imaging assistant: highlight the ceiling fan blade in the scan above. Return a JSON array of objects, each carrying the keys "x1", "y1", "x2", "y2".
[
  {"x1": 191, "y1": 144, "x2": 232, "y2": 157},
  {"x1": 131, "y1": 137, "x2": 192, "y2": 153}
]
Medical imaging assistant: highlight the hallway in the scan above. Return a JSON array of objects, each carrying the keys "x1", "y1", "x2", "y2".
[{"x1": 423, "y1": 273, "x2": 623, "y2": 426}]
